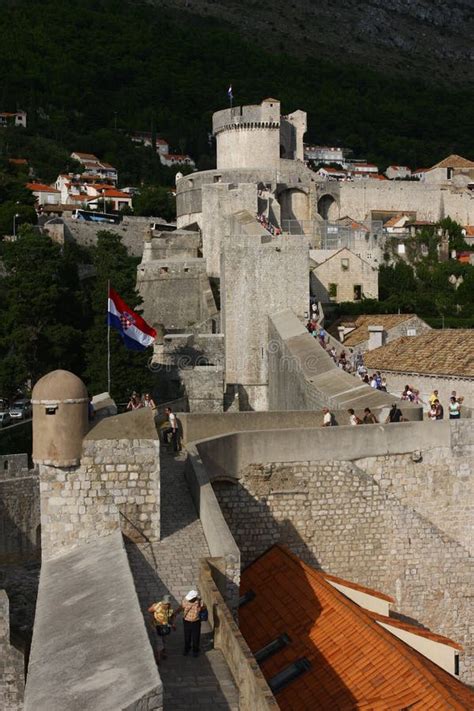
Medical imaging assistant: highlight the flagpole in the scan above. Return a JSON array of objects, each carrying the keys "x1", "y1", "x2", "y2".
[{"x1": 107, "y1": 280, "x2": 111, "y2": 395}]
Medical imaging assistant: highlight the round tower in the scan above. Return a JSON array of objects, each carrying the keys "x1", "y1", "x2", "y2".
[
  {"x1": 32, "y1": 370, "x2": 88, "y2": 467},
  {"x1": 212, "y1": 98, "x2": 281, "y2": 170}
]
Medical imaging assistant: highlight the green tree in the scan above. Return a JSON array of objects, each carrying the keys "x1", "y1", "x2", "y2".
[
  {"x1": 133, "y1": 186, "x2": 176, "y2": 221},
  {"x1": 83, "y1": 231, "x2": 154, "y2": 403},
  {"x1": 0, "y1": 226, "x2": 84, "y2": 396}
]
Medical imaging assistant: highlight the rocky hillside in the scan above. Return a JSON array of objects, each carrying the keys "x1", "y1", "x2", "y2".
[{"x1": 151, "y1": 0, "x2": 474, "y2": 85}]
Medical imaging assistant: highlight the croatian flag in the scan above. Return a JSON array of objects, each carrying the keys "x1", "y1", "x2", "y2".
[
  {"x1": 107, "y1": 287, "x2": 156, "y2": 351},
  {"x1": 227, "y1": 85, "x2": 233, "y2": 100}
]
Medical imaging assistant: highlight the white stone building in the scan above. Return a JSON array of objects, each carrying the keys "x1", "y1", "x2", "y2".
[{"x1": 310, "y1": 247, "x2": 378, "y2": 303}]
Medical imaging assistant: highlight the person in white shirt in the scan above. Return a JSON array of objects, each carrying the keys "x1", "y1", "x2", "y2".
[
  {"x1": 163, "y1": 407, "x2": 179, "y2": 451},
  {"x1": 347, "y1": 408, "x2": 361, "y2": 425}
]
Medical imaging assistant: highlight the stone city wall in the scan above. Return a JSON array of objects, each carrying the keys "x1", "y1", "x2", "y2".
[
  {"x1": 0, "y1": 590, "x2": 24, "y2": 711},
  {"x1": 0, "y1": 454, "x2": 29, "y2": 480},
  {"x1": 355, "y1": 449, "x2": 474, "y2": 553},
  {"x1": 0, "y1": 470, "x2": 40, "y2": 564},
  {"x1": 61, "y1": 216, "x2": 169, "y2": 257},
  {"x1": 181, "y1": 366, "x2": 224, "y2": 413},
  {"x1": 39, "y1": 434, "x2": 160, "y2": 560},
  {"x1": 212, "y1": 458, "x2": 473, "y2": 684},
  {"x1": 137, "y1": 258, "x2": 217, "y2": 331},
  {"x1": 267, "y1": 311, "x2": 415, "y2": 416},
  {"x1": 337, "y1": 180, "x2": 474, "y2": 224}
]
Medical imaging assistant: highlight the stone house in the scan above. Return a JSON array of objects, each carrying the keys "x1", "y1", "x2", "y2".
[
  {"x1": 385, "y1": 165, "x2": 412, "y2": 180},
  {"x1": 364, "y1": 329, "x2": 474, "y2": 409},
  {"x1": 422, "y1": 154, "x2": 474, "y2": 185},
  {"x1": 328, "y1": 313, "x2": 431, "y2": 353},
  {"x1": 310, "y1": 247, "x2": 378, "y2": 303}
]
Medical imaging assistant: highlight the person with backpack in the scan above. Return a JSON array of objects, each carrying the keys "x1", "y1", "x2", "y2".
[
  {"x1": 322, "y1": 407, "x2": 338, "y2": 426},
  {"x1": 174, "y1": 589, "x2": 208, "y2": 657},
  {"x1": 148, "y1": 594, "x2": 175, "y2": 663}
]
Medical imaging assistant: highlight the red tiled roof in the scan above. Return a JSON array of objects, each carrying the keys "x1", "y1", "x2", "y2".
[
  {"x1": 26, "y1": 182, "x2": 59, "y2": 193},
  {"x1": 9, "y1": 158, "x2": 28, "y2": 165},
  {"x1": 102, "y1": 189, "x2": 131, "y2": 198},
  {"x1": 432, "y1": 154, "x2": 474, "y2": 169},
  {"x1": 464, "y1": 225, "x2": 474, "y2": 236},
  {"x1": 240, "y1": 546, "x2": 473, "y2": 711},
  {"x1": 328, "y1": 313, "x2": 418, "y2": 347}
]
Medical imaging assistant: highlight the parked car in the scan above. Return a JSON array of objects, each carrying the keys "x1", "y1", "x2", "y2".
[
  {"x1": 0, "y1": 411, "x2": 11, "y2": 427},
  {"x1": 9, "y1": 399, "x2": 32, "y2": 420}
]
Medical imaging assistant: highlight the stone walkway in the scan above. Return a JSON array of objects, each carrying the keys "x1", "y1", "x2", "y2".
[{"x1": 126, "y1": 450, "x2": 239, "y2": 710}]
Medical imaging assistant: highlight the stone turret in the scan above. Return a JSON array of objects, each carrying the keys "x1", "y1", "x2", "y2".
[
  {"x1": 213, "y1": 98, "x2": 282, "y2": 170},
  {"x1": 32, "y1": 370, "x2": 88, "y2": 467}
]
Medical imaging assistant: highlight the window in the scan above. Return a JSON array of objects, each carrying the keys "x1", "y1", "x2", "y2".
[
  {"x1": 255, "y1": 634, "x2": 291, "y2": 664},
  {"x1": 328, "y1": 283, "x2": 338, "y2": 300},
  {"x1": 455, "y1": 654, "x2": 460, "y2": 676},
  {"x1": 269, "y1": 658, "x2": 311, "y2": 694},
  {"x1": 45, "y1": 406, "x2": 57, "y2": 415},
  {"x1": 341, "y1": 258, "x2": 349, "y2": 271},
  {"x1": 238, "y1": 590, "x2": 256, "y2": 607},
  {"x1": 398, "y1": 243, "x2": 406, "y2": 255},
  {"x1": 353, "y1": 284, "x2": 362, "y2": 301}
]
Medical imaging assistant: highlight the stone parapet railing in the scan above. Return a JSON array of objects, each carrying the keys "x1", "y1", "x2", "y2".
[
  {"x1": 185, "y1": 444, "x2": 240, "y2": 613},
  {"x1": 199, "y1": 558, "x2": 277, "y2": 711}
]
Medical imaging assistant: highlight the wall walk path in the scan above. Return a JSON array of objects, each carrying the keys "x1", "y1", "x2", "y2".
[{"x1": 126, "y1": 450, "x2": 239, "y2": 711}]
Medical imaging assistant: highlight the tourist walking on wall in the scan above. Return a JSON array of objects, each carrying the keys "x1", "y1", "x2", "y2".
[
  {"x1": 142, "y1": 392, "x2": 156, "y2": 409},
  {"x1": 163, "y1": 406, "x2": 178, "y2": 451},
  {"x1": 385, "y1": 404, "x2": 403, "y2": 423},
  {"x1": 322, "y1": 407, "x2": 338, "y2": 426},
  {"x1": 363, "y1": 408, "x2": 378, "y2": 424},
  {"x1": 448, "y1": 396, "x2": 461, "y2": 420},
  {"x1": 175, "y1": 589, "x2": 207, "y2": 657},
  {"x1": 347, "y1": 408, "x2": 361, "y2": 425},
  {"x1": 148, "y1": 594, "x2": 175, "y2": 663}
]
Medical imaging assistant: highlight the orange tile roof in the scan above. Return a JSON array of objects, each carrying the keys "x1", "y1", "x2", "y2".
[
  {"x1": 328, "y1": 314, "x2": 418, "y2": 347},
  {"x1": 102, "y1": 189, "x2": 131, "y2": 198},
  {"x1": 364, "y1": 329, "x2": 474, "y2": 377},
  {"x1": 26, "y1": 182, "x2": 59, "y2": 193},
  {"x1": 9, "y1": 158, "x2": 28, "y2": 165},
  {"x1": 240, "y1": 546, "x2": 473, "y2": 711},
  {"x1": 464, "y1": 225, "x2": 474, "y2": 236}
]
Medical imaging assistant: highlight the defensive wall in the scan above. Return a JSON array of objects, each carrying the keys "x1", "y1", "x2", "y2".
[
  {"x1": 267, "y1": 310, "x2": 422, "y2": 418},
  {"x1": 184, "y1": 418, "x2": 474, "y2": 683},
  {"x1": 26, "y1": 408, "x2": 163, "y2": 709},
  {"x1": 39, "y1": 408, "x2": 160, "y2": 560},
  {"x1": 141, "y1": 229, "x2": 201, "y2": 261},
  {"x1": 337, "y1": 180, "x2": 474, "y2": 224},
  {"x1": 0, "y1": 590, "x2": 24, "y2": 711},
  {"x1": 55, "y1": 216, "x2": 171, "y2": 257},
  {"x1": 25, "y1": 532, "x2": 163, "y2": 711},
  {"x1": 137, "y1": 258, "x2": 218, "y2": 331},
  {"x1": 221, "y1": 223, "x2": 309, "y2": 411},
  {"x1": 0, "y1": 454, "x2": 39, "y2": 565}
]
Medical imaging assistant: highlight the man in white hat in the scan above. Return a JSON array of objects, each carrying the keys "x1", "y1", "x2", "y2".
[{"x1": 174, "y1": 589, "x2": 207, "y2": 657}]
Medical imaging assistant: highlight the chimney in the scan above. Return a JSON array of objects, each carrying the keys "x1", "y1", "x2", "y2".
[
  {"x1": 337, "y1": 326, "x2": 345, "y2": 343},
  {"x1": 368, "y1": 325, "x2": 385, "y2": 350}
]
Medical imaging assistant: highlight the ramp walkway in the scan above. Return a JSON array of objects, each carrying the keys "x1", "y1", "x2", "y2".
[{"x1": 126, "y1": 449, "x2": 239, "y2": 711}]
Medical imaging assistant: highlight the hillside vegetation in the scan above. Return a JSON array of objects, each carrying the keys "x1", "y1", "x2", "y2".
[{"x1": 0, "y1": 0, "x2": 473, "y2": 181}]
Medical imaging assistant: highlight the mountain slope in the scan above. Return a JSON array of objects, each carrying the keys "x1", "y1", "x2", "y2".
[{"x1": 151, "y1": 0, "x2": 474, "y2": 85}]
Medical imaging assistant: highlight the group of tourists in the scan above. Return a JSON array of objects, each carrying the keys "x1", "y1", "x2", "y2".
[
  {"x1": 148, "y1": 589, "x2": 207, "y2": 664},
  {"x1": 257, "y1": 213, "x2": 281, "y2": 236},
  {"x1": 126, "y1": 391, "x2": 156, "y2": 410},
  {"x1": 427, "y1": 389, "x2": 463, "y2": 421}
]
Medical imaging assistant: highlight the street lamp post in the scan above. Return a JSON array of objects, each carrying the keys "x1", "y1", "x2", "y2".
[{"x1": 13, "y1": 213, "x2": 20, "y2": 239}]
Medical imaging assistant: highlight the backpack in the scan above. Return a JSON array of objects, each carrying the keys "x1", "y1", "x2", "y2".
[{"x1": 330, "y1": 413, "x2": 338, "y2": 426}]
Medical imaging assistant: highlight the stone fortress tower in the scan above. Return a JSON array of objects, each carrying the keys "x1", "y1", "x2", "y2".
[{"x1": 212, "y1": 97, "x2": 307, "y2": 170}]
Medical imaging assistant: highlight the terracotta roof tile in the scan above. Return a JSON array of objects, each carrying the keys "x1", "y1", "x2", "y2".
[
  {"x1": 328, "y1": 314, "x2": 418, "y2": 347},
  {"x1": 239, "y1": 546, "x2": 473, "y2": 711},
  {"x1": 364, "y1": 330, "x2": 474, "y2": 377},
  {"x1": 432, "y1": 154, "x2": 474, "y2": 169},
  {"x1": 26, "y1": 182, "x2": 59, "y2": 193}
]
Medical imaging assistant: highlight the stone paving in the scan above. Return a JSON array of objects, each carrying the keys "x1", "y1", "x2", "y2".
[{"x1": 126, "y1": 449, "x2": 239, "y2": 710}]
